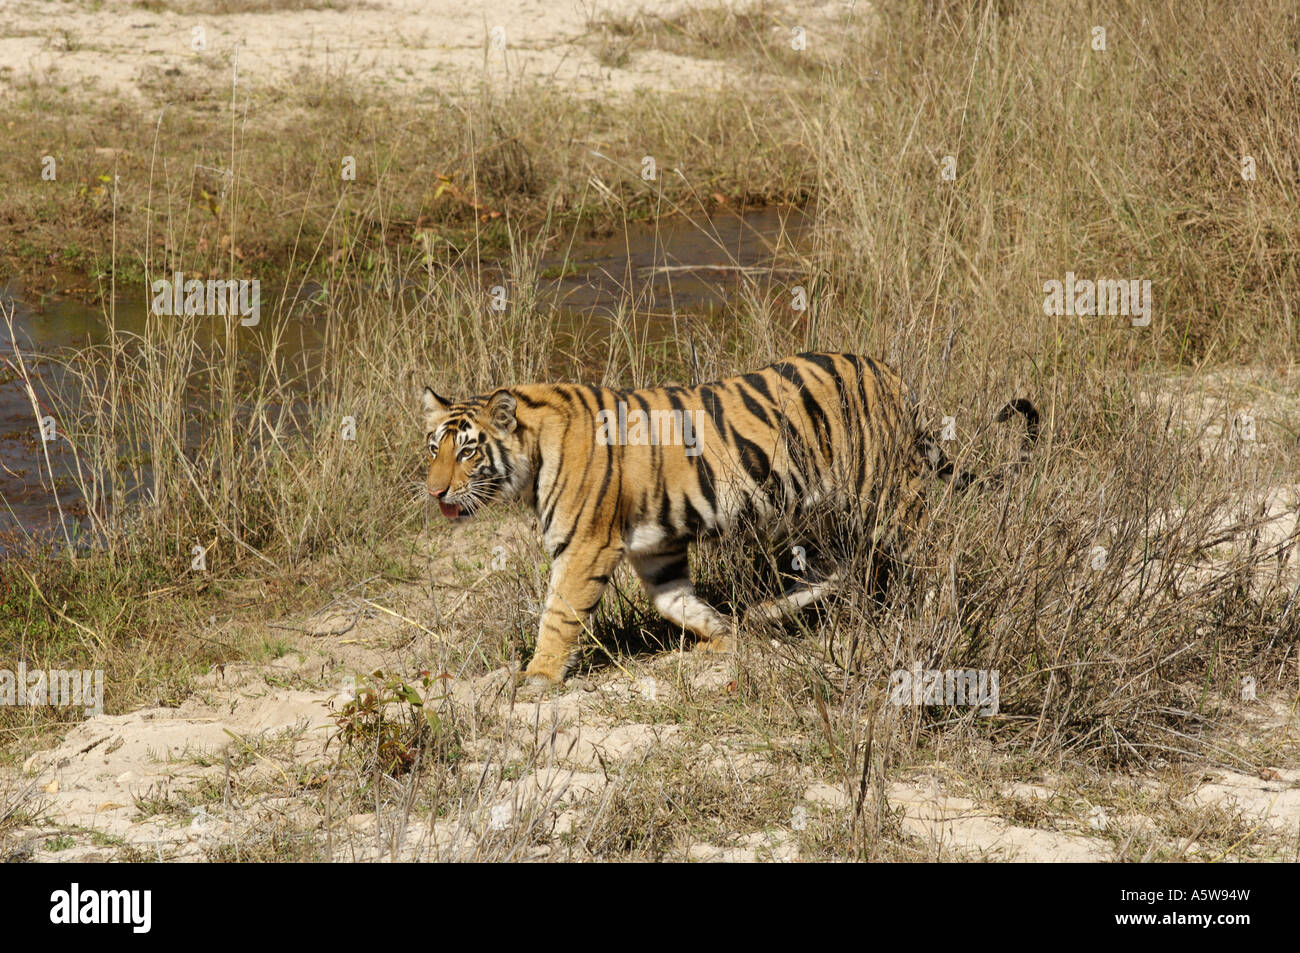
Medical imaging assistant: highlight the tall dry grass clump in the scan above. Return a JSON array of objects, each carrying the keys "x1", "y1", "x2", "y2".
[
  {"x1": 708, "y1": 0, "x2": 1300, "y2": 784},
  {"x1": 810, "y1": 0, "x2": 1299, "y2": 372}
]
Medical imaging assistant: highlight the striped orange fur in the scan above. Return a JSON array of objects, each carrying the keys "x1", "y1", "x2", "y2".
[{"x1": 420, "y1": 352, "x2": 1036, "y2": 685}]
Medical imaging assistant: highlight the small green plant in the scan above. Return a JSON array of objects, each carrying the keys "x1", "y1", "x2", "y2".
[
  {"x1": 45, "y1": 833, "x2": 76, "y2": 851},
  {"x1": 326, "y1": 670, "x2": 459, "y2": 776}
]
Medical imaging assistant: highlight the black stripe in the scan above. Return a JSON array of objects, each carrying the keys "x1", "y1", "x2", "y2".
[
  {"x1": 742, "y1": 372, "x2": 774, "y2": 402},
  {"x1": 732, "y1": 430, "x2": 772, "y2": 487},
  {"x1": 734, "y1": 379, "x2": 775, "y2": 425},
  {"x1": 695, "y1": 454, "x2": 718, "y2": 509},
  {"x1": 589, "y1": 436, "x2": 617, "y2": 517},
  {"x1": 798, "y1": 388, "x2": 833, "y2": 461},
  {"x1": 806, "y1": 352, "x2": 854, "y2": 445},
  {"x1": 850, "y1": 359, "x2": 873, "y2": 496},
  {"x1": 644, "y1": 555, "x2": 688, "y2": 587},
  {"x1": 801, "y1": 352, "x2": 838, "y2": 378},
  {"x1": 576, "y1": 385, "x2": 605, "y2": 418},
  {"x1": 698, "y1": 385, "x2": 728, "y2": 435},
  {"x1": 683, "y1": 497, "x2": 709, "y2": 536},
  {"x1": 540, "y1": 465, "x2": 565, "y2": 531},
  {"x1": 549, "y1": 531, "x2": 573, "y2": 560},
  {"x1": 773, "y1": 360, "x2": 833, "y2": 462},
  {"x1": 513, "y1": 391, "x2": 549, "y2": 408}
]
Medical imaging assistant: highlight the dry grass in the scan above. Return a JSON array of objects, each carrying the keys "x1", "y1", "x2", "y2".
[
  {"x1": 131, "y1": 0, "x2": 359, "y2": 13},
  {"x1": 0, "y1": 59, "x2": 811, "y2": 292},
  {"x1": 583, "y1": 1, "x2": 827, "y2": 75}
]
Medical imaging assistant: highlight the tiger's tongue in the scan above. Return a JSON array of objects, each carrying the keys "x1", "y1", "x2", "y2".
[{"x1": 439, "y1": 501, "x2": 461, "y2": 519}]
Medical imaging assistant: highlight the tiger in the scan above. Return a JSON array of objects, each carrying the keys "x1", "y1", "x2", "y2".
[{"x1": 419, "y1": 352, "x2": 1038, "y2": 687}]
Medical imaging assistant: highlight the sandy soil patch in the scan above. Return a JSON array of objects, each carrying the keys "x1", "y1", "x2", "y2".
[
  {"x1": 6, "y1": 510, "x2": 1296, "y2": 862},
  {"x1": 0, "y1": 0, "x2": 852, "y2": 100}
]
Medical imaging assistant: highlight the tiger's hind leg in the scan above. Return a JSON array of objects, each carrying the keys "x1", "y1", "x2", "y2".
[
  {"x1": 743, "y1": 558, "x2": 844, "y2": 625},
  {"x1": 853, "y1": 466, "x2": 930, "y2": 604},
  {"x1": 629, "y1": 549, "x2": 736, "y2": 653}
]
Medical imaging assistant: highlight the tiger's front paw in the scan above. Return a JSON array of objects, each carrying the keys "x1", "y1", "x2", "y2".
[
  {"x1": 742, "y1": 601, "x2": 792, "y2": 629},
  {"x1": 514, "y1": 670, "x2": 559, "y2": 689},
  {"x1": 691, "y1": 633, "x2": 736, "y2": 655},
  {"x1": 514, "y1": 662, "x2": 563, "y2": 699}
]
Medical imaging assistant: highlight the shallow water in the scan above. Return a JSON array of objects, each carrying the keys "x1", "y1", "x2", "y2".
[{"x1": 0, "y1": 207, "x2": 807, "y2": 548}]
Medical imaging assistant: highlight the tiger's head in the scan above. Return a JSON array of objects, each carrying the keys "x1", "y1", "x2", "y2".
[{"x1": 420, "y1": 386, "x2": 528, "y2": 519}]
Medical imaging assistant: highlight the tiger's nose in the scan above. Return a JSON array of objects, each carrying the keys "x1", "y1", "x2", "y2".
[{"x1": 428, "y1": 485, "x2": 448, "y2": 498}]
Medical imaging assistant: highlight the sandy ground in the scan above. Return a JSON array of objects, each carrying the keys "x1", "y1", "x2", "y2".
[
  {"x1": 5, "y1": 506, "x2": 1297, "y2": 863},
  {"x1": 9, "y1": 601, "x2": 1298, "y2": 861},
  {"x1": 0, "y1": 0, "x2": 855, "y2": 100}
]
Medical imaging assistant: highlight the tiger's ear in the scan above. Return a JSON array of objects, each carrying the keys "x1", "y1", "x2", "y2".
[
  {"x1": 420, "y1": 386, "x2": 452, "y2": 416},
  {"x1": 484, "y1": 389, "x2": 518, "y2": 434}
]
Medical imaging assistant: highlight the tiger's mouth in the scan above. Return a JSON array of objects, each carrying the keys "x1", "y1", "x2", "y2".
[{"x1": 439, "y1": 501, "x2": 462, "y2": 519}]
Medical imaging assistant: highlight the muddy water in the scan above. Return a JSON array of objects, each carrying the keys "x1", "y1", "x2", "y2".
[{"x1": 0, "y1": 207, "x2": 807, "y2": 548}]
